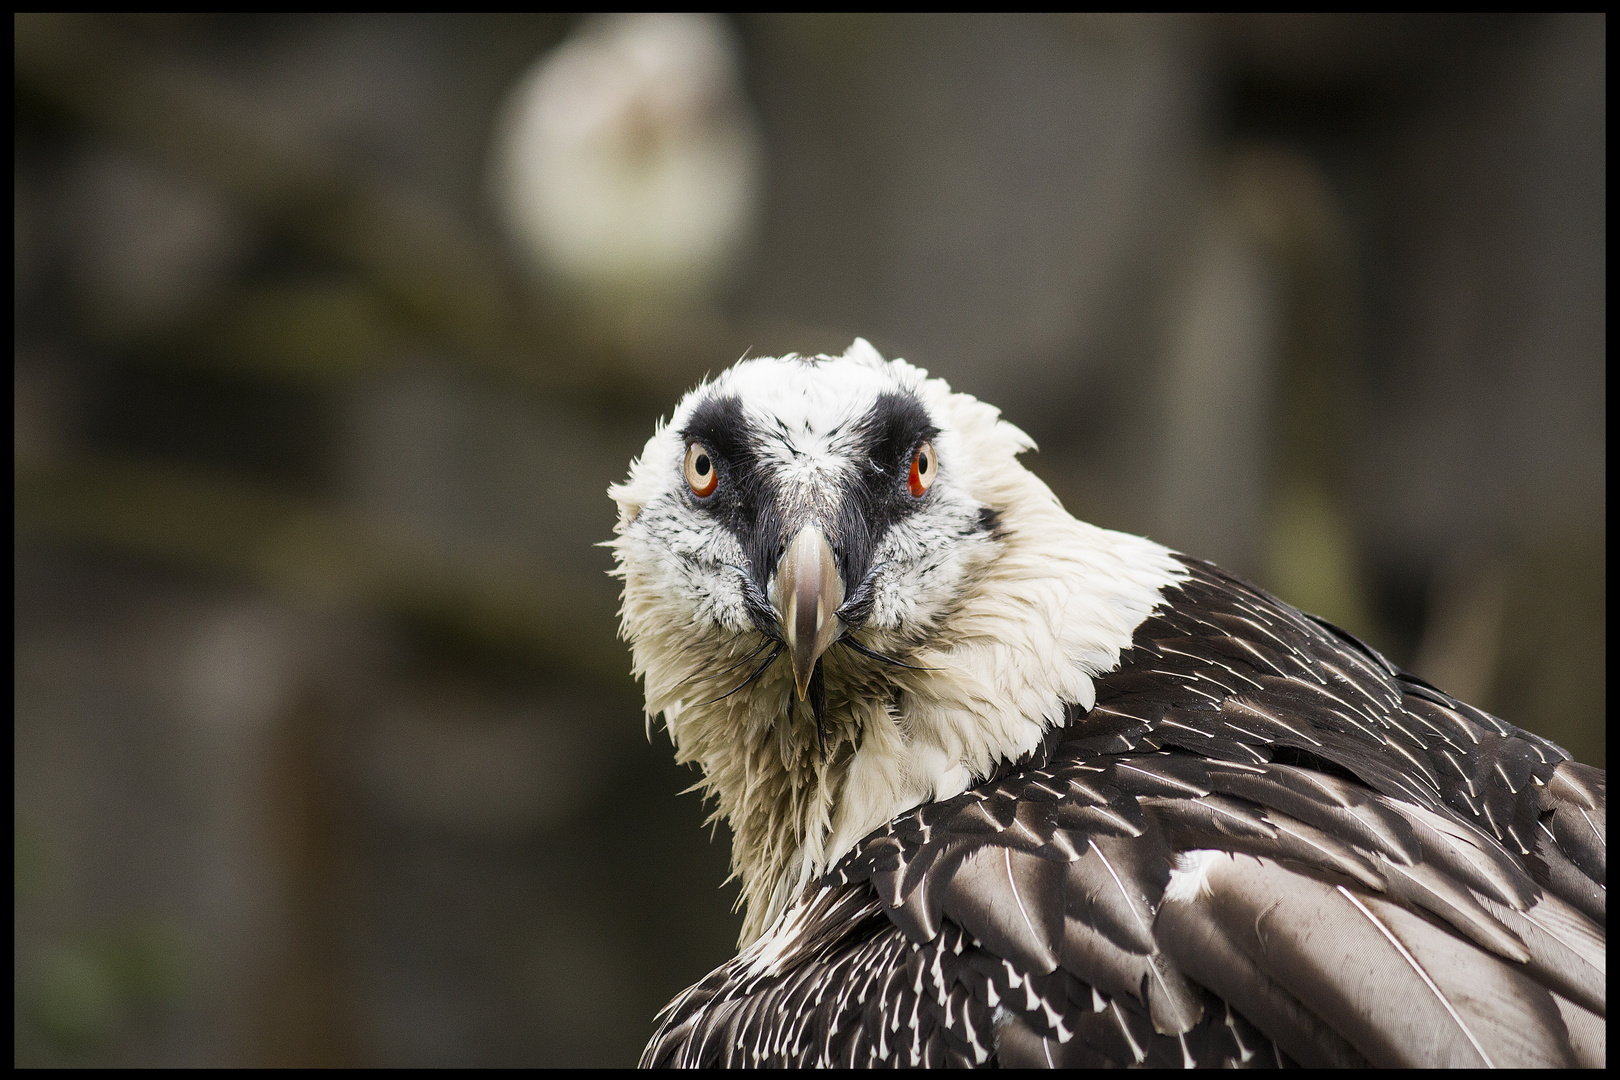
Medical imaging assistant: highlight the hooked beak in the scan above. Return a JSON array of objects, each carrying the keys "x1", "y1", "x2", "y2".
[{"x1": 772, "y1": 525, "x2": 845, "y2": 700}]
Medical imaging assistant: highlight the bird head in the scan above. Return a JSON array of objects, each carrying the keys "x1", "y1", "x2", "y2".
[
  {"x1": 609, "y1": 339, "x2": 1180, "y2": 940},
  {"x1": 613, "y1": 339, "x2": 1012, "y2": 706}
]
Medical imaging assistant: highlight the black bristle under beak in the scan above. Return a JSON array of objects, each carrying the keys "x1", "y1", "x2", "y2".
[{"x1": 809, "y1": 659, "x2": 827, "y2": 761}]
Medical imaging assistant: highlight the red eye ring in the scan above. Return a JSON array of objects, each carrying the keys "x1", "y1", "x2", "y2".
[
  {"x1": 908, "y1": 441, "x2": 936, "y2": 498},
  {"x1": 685, "y1": 442, "x2": 718, "y2": 497}
]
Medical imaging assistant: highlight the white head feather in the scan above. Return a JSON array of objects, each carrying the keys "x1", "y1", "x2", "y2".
[{"x1": 609, "y1": 339, "x2": 1183, "y2": 942}]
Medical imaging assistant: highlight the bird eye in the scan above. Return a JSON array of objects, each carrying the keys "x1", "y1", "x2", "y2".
[
  {"x1": 908, "y1": 441, "x2": 936, "y2": 498},
  {"x1": 685, "y1": 441, "x2": 718, "y2": 497}
]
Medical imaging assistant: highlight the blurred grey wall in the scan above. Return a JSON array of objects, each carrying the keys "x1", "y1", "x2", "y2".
[{"x1": 14, "y1": 13, "x2": 1604, "y2": 1067}]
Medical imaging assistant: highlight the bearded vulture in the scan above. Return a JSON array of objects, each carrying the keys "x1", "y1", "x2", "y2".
[{"x1": 608, "y1": 339, "x2": 1605, "y2": 1068}]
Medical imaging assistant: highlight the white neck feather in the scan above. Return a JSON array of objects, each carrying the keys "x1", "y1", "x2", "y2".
[{"x1": 812, "y1": 469, "x2": 1184, "y2": 908}]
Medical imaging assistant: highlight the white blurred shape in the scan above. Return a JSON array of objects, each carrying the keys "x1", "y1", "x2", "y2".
[{"x1": 487, "y1": 13, "x2": 762, "y2": 313}]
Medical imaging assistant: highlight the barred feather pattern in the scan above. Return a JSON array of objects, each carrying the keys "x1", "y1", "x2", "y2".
[{"x1": 642, "y1": 557, "x2": 1605, "y2": 1068}]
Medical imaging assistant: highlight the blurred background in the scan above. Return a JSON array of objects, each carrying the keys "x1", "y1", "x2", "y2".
[{"x1": 14, "y1": 13, "x2": 1604, "y2": 1067}]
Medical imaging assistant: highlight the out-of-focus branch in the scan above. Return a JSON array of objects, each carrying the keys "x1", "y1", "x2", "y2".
[
  {"x1": 15, "y1": 457, "x2": 629, "y2": 687},
  {"x1": 14, "y1": 13, "x2": 855, "y2": 663},
  {"x1": 14, "y1": 13, "x2": 752, "y2": 402}
]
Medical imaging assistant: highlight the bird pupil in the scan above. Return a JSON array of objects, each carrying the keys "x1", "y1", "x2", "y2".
[
  {"x1": 696, "y1": 454, "x2": 710, "y2": 475},
  {"x1": 919, "y1": 452, "x2": 929, "y2": 473}
]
